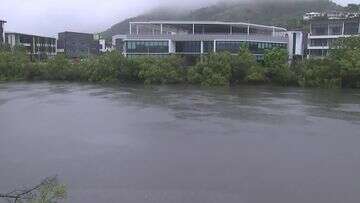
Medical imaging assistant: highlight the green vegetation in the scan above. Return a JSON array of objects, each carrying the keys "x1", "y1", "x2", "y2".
[
  {"x1": 0, "y1": 46, "x2": 29, "y2": 81},
  {"x1": 188, "y1": 52, "x2": 232, "y2": 86},
  {"x1": 0, "y1": 176, "x2": 66, "y2": 203},
  {"x1": 1, "y1": 36, "x2": 360, "y2": 88}
]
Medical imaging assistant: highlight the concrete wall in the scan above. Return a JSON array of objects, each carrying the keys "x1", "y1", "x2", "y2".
[{"x1": 287, "y1": 31, "x2": 304, "y2": 59}]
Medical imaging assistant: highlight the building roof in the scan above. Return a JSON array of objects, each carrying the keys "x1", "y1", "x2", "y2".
[
  {"x1": 0, "y1": 20, "x2": 6, "y2": 23},
  {"x1": 5, "y1": 32, "x2": 56, "y2": 39},
  {"x1": 58, "y1": 31, "x2": 94, "y2": 35},
  {"x1": 129, "y1": 21, "x2": 287, "y2": 31}
]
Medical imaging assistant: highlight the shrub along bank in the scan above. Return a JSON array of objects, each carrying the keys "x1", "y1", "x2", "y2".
[{"x1": 1, "y1": 36, "x2": 360, "y2": 88}]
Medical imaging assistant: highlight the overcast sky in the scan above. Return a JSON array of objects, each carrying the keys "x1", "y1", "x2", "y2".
[{"x1": 0, "y1": 0, "x2": 357, "y2": 37}]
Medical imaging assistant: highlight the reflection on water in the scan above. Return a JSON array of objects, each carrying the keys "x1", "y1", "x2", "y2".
[{"x1": 0, "y1": 82, "x2": 360, "y2": 203}]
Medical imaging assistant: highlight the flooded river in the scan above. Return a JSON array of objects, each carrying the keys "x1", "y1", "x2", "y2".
[{"x1": 1, "y1": 82, "x2": 360, "y2": 203}]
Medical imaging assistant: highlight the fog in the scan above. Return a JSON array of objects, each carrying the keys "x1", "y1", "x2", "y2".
[{"x1": 0, "y1": 0, "x2": 357, "y2": 37}]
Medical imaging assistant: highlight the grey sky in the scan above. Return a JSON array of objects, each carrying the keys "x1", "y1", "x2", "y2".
[{"x1": 0, "y1": 0, "x2": 357, "y2": 37}]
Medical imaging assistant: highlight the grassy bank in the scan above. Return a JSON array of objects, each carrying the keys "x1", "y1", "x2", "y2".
[{"x1": 1, "y1": 37, "x2": 360, "y2": 88}]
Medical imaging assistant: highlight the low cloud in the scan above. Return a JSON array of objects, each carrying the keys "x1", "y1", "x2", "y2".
[{"x1": 0, "y1": 0, "x2": 355, "y2": 37}]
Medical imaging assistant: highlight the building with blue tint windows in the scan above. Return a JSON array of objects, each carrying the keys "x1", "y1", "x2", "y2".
[{"x1": 113, "y1": 21, "x2": 291, "y2": 61}]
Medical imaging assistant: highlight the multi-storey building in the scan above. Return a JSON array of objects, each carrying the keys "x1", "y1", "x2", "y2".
[
  {"x1": 307, "y1": 14, "x2": 360, "y2": 57},
  {"x1": 57, "y1": 32, "x2": 100, "y2": 58},
  {"x1": 0, "y1": 20, "x2": 6, "y2": 43},
  {"x1": 113, "y1": 21, "x2": 290, "y2": 61},
  {"x1": 5, "y1": 32, "x2": 56, "y2": 59}
]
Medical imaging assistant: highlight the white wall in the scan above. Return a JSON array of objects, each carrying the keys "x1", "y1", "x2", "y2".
[{"x1": 287, "y1": 31, "x2": 304, "y2": 59}]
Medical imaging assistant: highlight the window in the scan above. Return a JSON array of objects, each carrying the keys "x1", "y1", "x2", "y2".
[
  {"x1": 175, "y1": 41, "x2": 201, "y2": 53},
  {"x1": 310, "y1": 39, "x2": 328, "y2": 47},
  {"x1": 216, "y1": 41, "x2": 287, "y2": 54},
  {"x1": 126, "y1": 41, "x2": 169, "y2": 53},
  {"x1": 203, "y1": 41, "x2": 214, "y2": 53},
  {"x1": 344, "y1": 21, "x2": 359, "y2": 35}
]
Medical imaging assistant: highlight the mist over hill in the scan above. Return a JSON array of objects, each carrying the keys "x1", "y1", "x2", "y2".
[{"x1": 101, "y1": 0, "x2": 343, "y2": 39}]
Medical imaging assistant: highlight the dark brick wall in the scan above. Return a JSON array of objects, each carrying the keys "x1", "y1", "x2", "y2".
[{"x1": 57, "y1": 32, "x2": 100, "y2": 58}]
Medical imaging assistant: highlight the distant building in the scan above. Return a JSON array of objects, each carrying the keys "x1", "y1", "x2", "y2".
[
  {"x1": 303, "y1": 12, "x2": 323, "y2": 21},
  {"x1": 99, "y1": 39, "x2": 113, "y2": 53},
  {"x1": 113, "y1": 21, "x2": 290, "y2": 61},
  {"x1": 5, "y1": 32, "x2": 56, "y2": 60},
  {"x1": 57, "y1": 32, "x2": 100, "y2": 58},
  {"x1": 304, "y1": 11, "x2": 360, "y2": 21},
  {"x1": 0, "y1": 20, "x2": 6, "y2": 43},
  {"x1": 307, "y1": 15, "x2": 360, "y2": 58}
]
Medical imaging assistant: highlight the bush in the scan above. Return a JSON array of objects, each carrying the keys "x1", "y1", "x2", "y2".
[
  {"x1": 39, "y1": 54, "x2": 75, "y2": 81},
  {"x1": 230, "y1": 45, "x2": 257, "y2": 84},
  {"x1": 188, "y1": 52, "x2": 232, "y2": 86},
  {"x1": 329, "y1": 36, "x2": 360, "y2": 88},
  {"x1": 138, "y1": 55, "x2": 186, "y2": 84},
  {"x1": 263, "y1": 48, "x2": 297, "y2": 86},
  {"x1": 299, "y1": 58, "x2": 341, "y2": 88},
  {"x1": 80, "y1": 52, "x2": 125, "y2": 83},
  {"x1": 0, "y1": 47, "x2": 29, "y2": 81},
  {"x1": 245, "y1": 65, "x2": 267, "y2": 83}
]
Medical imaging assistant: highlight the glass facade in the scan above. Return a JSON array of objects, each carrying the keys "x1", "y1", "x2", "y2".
[
  {"x1": 126, "y1": 41, "x2": 169, "y2": 53},
  {"x1": 311, "y1": 24, "x2": 328, "y2": 35},
  {"x1": 203, "y1": 41, "x2": 214, "y2": 53},
  {"x1": 344, "y1": 21, "x2": 359, "y2": 35},
  {"x1": 310, "y1": 39, "x2": 328, "y2": 46},
  {"x1": 329, "y1": 23, "x2": 343, "y2": 35},
  {"x1": 175, "y1": 41, "x2": 201, "y2": 53},
  {"x1": 127, "y1": 54, "x2": 169, "y2": 59},
  {"x1": 216, "y1": 41, "x2": 287, "y2": 54}
]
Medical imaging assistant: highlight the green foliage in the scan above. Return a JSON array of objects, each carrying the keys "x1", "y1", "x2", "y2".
[
  {"x1": 0, "y1": 47, "x2": 29, "y2": 81},
  {"x1": 263, "y1": 48, "x2": 296, "y2": 86},
  {"x1": 1, "y1": 36, "x2": 360, "y2": 89},
  {"x1": 138, "y1": 55, "x2": 186, "y2": 84},
  {"x1": 299, "y1": 58, "x2": 341, "y2": 88},
  {"x1": 298, "y1": 36, "x2": 360, "y2": 88},
  {"x1": 188, "y1": 52, "x2": 232, "y2": 86},
  {"x1": 1, "y1": 177, "x2": 66, "y2": 203},
  {"x1": 245, "y1": 65, "x2": 267, "y2": 83},
  {"x1": 329, "y1": 36, "x2": 360, "y2": 88},
  {"x1": 79, "y1": 51, "x2": 124, "y2": 83},
  {"x1": 230, "y1": 45, "x2": 257, "y2": 84},
  {"x1": 28, "y1": 179, "x2": 66, "y2": 203},
  {"x1": 345, "y1": 3, "x2": 360, "y2": 12}
]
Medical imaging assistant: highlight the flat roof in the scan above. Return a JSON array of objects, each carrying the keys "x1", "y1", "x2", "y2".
[
  {"x1": 58, "y1": 31, "x2": 93, "y2": 35},
  {"x1": 5, "y1": 32, "x2": 56, "y2": 39},
  {"x1": 129, "y1": 21, "x2": 287, "y2": 31}
]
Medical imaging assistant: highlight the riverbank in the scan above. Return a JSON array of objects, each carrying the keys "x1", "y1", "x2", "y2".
[{"x1": 1, "y1": 36, "x2": 359, "y2": 88}]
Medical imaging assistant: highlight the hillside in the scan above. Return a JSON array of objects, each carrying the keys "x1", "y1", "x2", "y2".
[{"x1": 102, "y1": 0, "x2": 343, "y2": 39}]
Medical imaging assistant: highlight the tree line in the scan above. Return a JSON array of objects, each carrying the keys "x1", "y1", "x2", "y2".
[{"x1": 1, "y1": 36, "x2": 360, "y2": 88}]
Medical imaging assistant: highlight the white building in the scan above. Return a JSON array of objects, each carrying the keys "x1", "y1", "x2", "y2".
[
  {"x1": 113, "y1": 21, "x2": 292, "y2": 61},
  {"x1": 307, "y1": 16, "x2": 360, "y2": 57},
  {"x1": 303, "y1": 12, "x2": 323, "y2": 21}
]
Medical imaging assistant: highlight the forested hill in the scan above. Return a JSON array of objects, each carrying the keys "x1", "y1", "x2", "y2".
[{"x1": 102, "y1": 0, "x2": 343, "y2": 39}]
